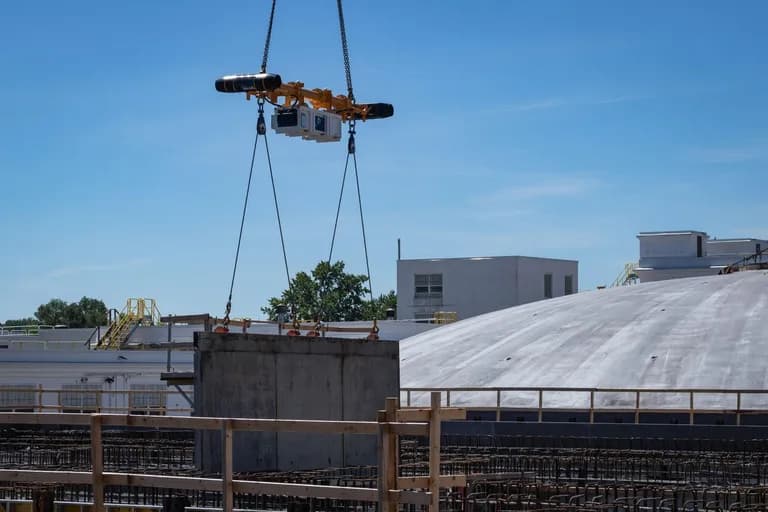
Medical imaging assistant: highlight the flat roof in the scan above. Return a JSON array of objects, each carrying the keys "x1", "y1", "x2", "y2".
[
  {"x1": 708, "y1": 238, "x2": 764, "y2": 243},
  {"x1": 637, "y1": 230, "x2": 707, "y2": 237},
  {"x1": 398, "y1": 255, "x2": 578, "y2": 264}
]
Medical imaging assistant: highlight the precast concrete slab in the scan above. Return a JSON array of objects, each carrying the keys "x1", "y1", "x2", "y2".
[{"x1": 194, "y1": 332, "x2": 399, "y2": 472}]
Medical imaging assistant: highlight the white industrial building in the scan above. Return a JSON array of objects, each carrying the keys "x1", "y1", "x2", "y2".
[
  {"x1": 396, "y1": 256, "x2": 578, "y2": 321},
  {"x1": 636, "y1": 230, "x2": 767, "y2": 282}
]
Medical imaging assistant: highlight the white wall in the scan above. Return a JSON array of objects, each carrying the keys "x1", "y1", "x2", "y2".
[
  {"x1": 517, "y1": 257, "x2": 578, "y2": 305},
  {"x1": 637, "y1": 232, "x2": 767, "y2": 283},
  {"x1": 397, "y1": 257, "x2": 578, "y2": 320},
  {"x1": 635, "y1": 267, "x2": 719, "y2": 283}
]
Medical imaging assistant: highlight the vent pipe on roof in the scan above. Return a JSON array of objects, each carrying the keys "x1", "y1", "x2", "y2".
[{"x1": 398, "y1": 238, "x2": 401, "y2": 260}]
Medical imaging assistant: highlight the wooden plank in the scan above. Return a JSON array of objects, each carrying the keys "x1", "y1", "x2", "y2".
[
  {"x1": 233, "y1": 480, "x2": 379, "y2": 502},
  {"x1": 397, "y1": 475, "x2": 467, "y2": 489},
  {"x1": 396, "y1": 408, "x2": 466, "y2": 422},
  {"x1": 102, "y1": 473, "x2": 220, "y2": 491},
  {"x1": 99, "y1": 415, "x2": 222, "y2": 430},
  {"x1": 222, "y1": 420, "x2": 233, "y2": 512},
  {"x1": 90, "y1": 415, "x2": 104, "y2": 512},
  {"x1": 230, "y1": 418, "x2": 380, "y2": 435},
  {"x1": 0, "y1": 413, "x2": 91, "y2": 426},
  {"x1": 389, "y1": 422, "x2": 429, "y2": 436},
  {"x1": 391, "y1": 490, "x2": 432, "y2": 506},
  {"x1": 160, "y1": 314, "x2": 210, "y2": 324},
  {"x1": 0, "y1": 470, "x2": 90, "y2": 485}
]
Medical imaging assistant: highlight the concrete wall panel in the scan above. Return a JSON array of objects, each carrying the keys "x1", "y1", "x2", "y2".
[{"x1": 194, "y1": 333, "x2": 398, "y2": 472}]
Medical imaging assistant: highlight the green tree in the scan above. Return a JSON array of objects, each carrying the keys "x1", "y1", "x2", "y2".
[
  {"x1": 2, "y1": 317, "x2": 39, "y2": 327},
  {"x1": 35, "y1": 299, "x2": 69, "y2": 325},
  {"x1": 34, "y1": 297, "x2": 107, "y2": 327},
  {"x1": 262, "y1": 261, "x2": 372, "y2": 322},
  {"x1": 78, "y1": 296, "x2": 108, "y2": 327},
  {"x1": 363, "y1": 290, "x2": 397, "y2": 320}
]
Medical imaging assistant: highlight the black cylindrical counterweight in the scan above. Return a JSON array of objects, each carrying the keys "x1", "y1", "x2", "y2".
[
  {"x1": 353, "y1": 103, "x2": 394, "y2": 120},
  {"x1": 215, "y1": 73, "x2": 282, "y2": 93}
]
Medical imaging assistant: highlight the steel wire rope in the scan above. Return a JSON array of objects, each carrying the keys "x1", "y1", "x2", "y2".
[
  {"x1": 222, "y1": 116, "x2": 261, "y2": 326},
  {"x1": 262, "y1": 116, "x2": 292, "y2": 293},
  {"x1": 260, "y1": 0, "x2": 277, "y2": 73},
  {"x1": 336, "y1": 0, "x2": 354, "y2": 101},
  {"x1": 351, "y1": 143, "x2": 375, "y2": 305},
  {"x1": 220, "y1": 0, "x2": 286, "y2": 327},
  {"x1": 327, "y1": 152, "x2": 351, "y2": 265}
]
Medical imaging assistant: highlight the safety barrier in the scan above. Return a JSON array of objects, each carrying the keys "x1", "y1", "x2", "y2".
[
  {"x1": 0, "y1": 387, "x2": 191, "y2": 415},
  {"x1": 0, "y1": 392, "x2": 464, "y2": 512},
  {"x1": 401, "y1": 386, "x2": 768, "y2": 426}
]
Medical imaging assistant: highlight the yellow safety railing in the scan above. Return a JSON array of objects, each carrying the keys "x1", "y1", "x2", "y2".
[
  {"x1": 97, "y1": 298, "x2": 162, "y2": 349},
  {"x1": 433, "y1": 311, "x2": 458, "y2": 324},
  {"x1": 611, "y1": 262, "x2": 639, "y2": 287}
]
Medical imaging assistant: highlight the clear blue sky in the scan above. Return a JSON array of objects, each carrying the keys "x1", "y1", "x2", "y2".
[{"x1": 1, "y1": 1, "x2": 766, "y2": 321}]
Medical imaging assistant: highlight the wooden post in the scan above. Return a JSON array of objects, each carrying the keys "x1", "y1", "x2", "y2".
[
  {"x1": 31, "y1": 488, "x2": 55, "y2": 512},
  {"x1": 496, "y1": 389, "x2": 501, "y2": 422},
  {"x1": 222, "y1": 420, "x2": 234, "y2": 512},
  {"x1": 589, "y1": 390, "x2": 595, "y2": 424},
  {"x1": 90, "y1": 414, "x2": 104, "y2": 512},
  {"x1": 737, "y1": 392, "x2": 742, "y2": 426},
  {"x1": 429, "y1": 391, "x2": 441, "y2": 512},
  {"x1": 377, "y1": 410, "x2": 392, "y2": 511},
  {"x1": 635, "y1": 391, "x2": 641, "y2": 424},
  {"x1": 163, "y1": 496, "x2": 191, "y2": 512},
  {"x1": 385, "y1": 398, "x2": 398, "y2": 512}
]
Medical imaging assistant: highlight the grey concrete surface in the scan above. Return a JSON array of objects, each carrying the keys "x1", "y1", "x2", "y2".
[
  {"x1": 401, "y1": 271, "x2": 768, "y2": 408},
  {"x1": 194, "y1": 332, "x2": 399, "y2": 472}
]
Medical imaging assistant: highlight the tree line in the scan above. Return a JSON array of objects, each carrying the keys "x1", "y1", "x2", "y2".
[
  {"x1": 3, "y1": 261, "x2": 397, "y2": 328},
  {"x1": 3, "y1": 297, "x2": 108, "y2": 328}
]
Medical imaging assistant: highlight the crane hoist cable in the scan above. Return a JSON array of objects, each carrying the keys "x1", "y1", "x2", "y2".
[
  {"x1": 216, "y1": 0, "x2": 390, "y2": 339},
  {"x1": 218, "y1": 0, "x2": 295, "y2": 333},
  {"x1": 324, "y1": 0, "x2": 378, "y2": 340}
]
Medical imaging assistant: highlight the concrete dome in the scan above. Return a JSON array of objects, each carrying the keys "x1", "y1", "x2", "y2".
[{"x1": 400, "y1": 271, "x2": 768, "y2": 408}]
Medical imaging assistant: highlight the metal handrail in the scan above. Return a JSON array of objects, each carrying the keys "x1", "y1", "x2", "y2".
[
  {"x1": 401, "y1": 386, "x2": 768, "y2": 425},
  {"x1": 722, "y1": 244, "x2": 768, "y2": 273},
  {"x1": 0, "y1": 386, "x2": 194, "y2": 416}
]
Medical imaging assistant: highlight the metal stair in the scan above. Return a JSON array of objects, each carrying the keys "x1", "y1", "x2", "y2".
[
  {"x1": 611, "y1": 262, "x2": 639, "y2": 287},
  {"x1": 96, "y1": 298, "x2": 161, "y2": 349}
]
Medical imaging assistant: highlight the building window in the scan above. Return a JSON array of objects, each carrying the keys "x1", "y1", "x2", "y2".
[
  {"x1": 414, "y1": 274, "x2": 443, "y2": 299},
  {"x1": 544, "y1": 274, "x2": 553, "y2": 298},
  {"x1": 564, "y1": 275, "x2": 574, "y2": 295},
  {"x1": 130, "y1": 384, "x2": 167, "y2": 415},
  {"x1": 0, "y1": 385, "x2": 36, "y2": 412},
  {"x1": 60, "y1": 384, "x2": 101, "y2": 413}
]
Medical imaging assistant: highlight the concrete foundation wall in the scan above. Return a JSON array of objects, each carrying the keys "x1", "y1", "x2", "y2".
[{"x1": 194, "y1": 332, "x2": 399, "y2": 473}]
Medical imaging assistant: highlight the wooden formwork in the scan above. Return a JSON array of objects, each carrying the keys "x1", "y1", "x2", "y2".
[{"x1": 0, "y1": 392, "x2": 465, "y2": 512}]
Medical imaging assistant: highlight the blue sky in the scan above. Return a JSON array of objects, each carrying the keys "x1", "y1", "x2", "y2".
[{"x1": 1, "y1": 1, "x2": 766, "y2": 320}]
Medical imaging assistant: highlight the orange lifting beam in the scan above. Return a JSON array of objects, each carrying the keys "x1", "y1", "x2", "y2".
[{"x1": 215, "y1": 73, "x2": 393, "y2": 122}]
